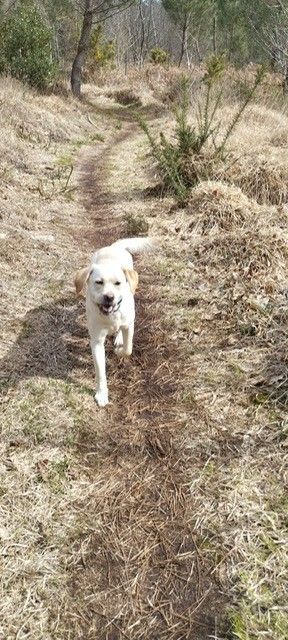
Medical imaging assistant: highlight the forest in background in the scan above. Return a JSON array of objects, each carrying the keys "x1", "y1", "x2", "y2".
[{"x1": 2, "y1": 0, "x2": 288, "y2": 96}]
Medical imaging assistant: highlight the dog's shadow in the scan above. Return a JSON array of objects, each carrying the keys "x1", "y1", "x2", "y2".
[{"x1": 1, "y1": 295, "x2": 93, "y2": 395}]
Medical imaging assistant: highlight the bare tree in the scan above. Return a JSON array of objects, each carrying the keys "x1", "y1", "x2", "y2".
[
  {"x1": 138, "y1": 0, "x2": 145, "y2": 64},
  {"x1": 248, "y1": 1, "x2": 288, "y2": 89},
  {"x1": 266, "y1": 1, "x2": 288, "y2": 88},
  {"x1": 71, "y1": 0, "x2": 134, "y2": 97}
]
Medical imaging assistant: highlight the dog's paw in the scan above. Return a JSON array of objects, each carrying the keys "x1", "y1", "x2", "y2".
[
  {"x1": 94, "y1": 389, "x2": 109, "y2": 407},
  {"x1": 114, "y1": 331, "x2": 123, "y2": 348},
  {"x1": 115, "y1": 346, "x2": 132, "y2": 358}
]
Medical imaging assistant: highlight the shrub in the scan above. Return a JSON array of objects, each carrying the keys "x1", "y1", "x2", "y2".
[
  {"x1": 149, "y1": 48, "x2": 169, "y2": 65},
  {"x1": 111, "y1": 89, "x2": 142, "y2": 107},
  {"x1": 124, "y1": 213, "x2": 149, "y2": 236},
  {"x1": 0, "y1": 1, "x2": 57, "y2": 90},
  {"x1": 139, "y1": 57, "x2": 265, "y2": 202},
  {"x1": 89, "y1": 25, "x2": 115, "y2": 68}
]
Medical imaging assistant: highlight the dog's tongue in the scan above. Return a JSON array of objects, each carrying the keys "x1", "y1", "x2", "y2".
[{"x1": 102, "y1": 304, "x2": 114, "y2": 314}]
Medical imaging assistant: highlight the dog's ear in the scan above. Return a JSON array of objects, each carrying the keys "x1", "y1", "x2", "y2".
[
  {"x1": 124, "y1": 269, "x2": 139, "y2": 294},
  {"x1": 74, "y1": 267, "x2": 90, "y2": 296}
]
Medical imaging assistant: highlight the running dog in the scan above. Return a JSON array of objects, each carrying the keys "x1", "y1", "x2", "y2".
[{"x1": 74, "y1": 237, "x2": 153, "y2": 407}]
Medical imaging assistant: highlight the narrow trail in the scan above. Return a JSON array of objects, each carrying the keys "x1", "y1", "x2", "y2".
[{"x1": 66, "y1": 111, "x2": 229, "y2": 639}]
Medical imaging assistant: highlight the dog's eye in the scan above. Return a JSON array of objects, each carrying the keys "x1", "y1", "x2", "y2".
[
  {"x1": 115, "y1": 281, "x2": 121, "y2": 286},
  {"x1": 95, "y1": 280, "x2": 103, "y2": 285}
]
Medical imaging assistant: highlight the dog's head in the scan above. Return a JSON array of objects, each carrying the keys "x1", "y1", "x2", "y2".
[{"x1": 74, "y1": 262, "x2": 138, "y2": 315}]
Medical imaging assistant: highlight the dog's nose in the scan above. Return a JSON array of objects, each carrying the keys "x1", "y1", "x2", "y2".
[{"x1": 103, "y1": 294, "x2": 114, "y2": 304}]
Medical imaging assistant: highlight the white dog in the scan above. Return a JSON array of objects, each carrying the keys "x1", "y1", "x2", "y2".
[{"x1": 74, "y1": 237, "x2": 153, "y2": 407}]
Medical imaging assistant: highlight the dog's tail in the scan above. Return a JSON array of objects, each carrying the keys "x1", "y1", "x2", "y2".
[{"x1": 112, "y1": 237, "x2": 155, "y2": 255}]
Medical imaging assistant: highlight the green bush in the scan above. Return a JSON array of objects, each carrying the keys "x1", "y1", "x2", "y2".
[
  {"x1": 0, "y1": 1, "x2": 57, "y2": 90},
  {"x1": 89, "y1": 25, "x2": 115, "y2": 68},
  {"x1": 139, "y1": 57, "x2": 265, "y2": 202},
  {"x1": 149, "y1": 47, "x2": 169, "y2": 65}
]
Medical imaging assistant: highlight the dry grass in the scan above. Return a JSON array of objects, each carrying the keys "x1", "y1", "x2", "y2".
[
  {"x1": 210, "y1": 103, "x2": 288, "y2": 205},
  {"x1": 183, "y1": 181, "x2": 261, "y2": 233},
  {"x1": 1, "y1": 69, "x2": 288, "y2": 640},
  {"x1": 193, "y1": 228, "x2": 287, "y2": 282},
  {"x1": 101, "y1": 121, "x2": 288, "y2": 639},
  {"x1": 107, "y1": 88, "x2": 142, "y2": 107},
  {"x1": 91, "y1": 62, "x2": 285, "y2": 111},
  {"x1": 220, "y1": 156, "x2": 288, "y2": 205},
  {"x1": 0, "y1": 76, "x2": 114, "y2": 639},
  {"x1": 88, "y1": 63, "x2": 189, "y2": 108},
  {"x1": 144, "y1": 105, "x2": 288, "y2": 635}
]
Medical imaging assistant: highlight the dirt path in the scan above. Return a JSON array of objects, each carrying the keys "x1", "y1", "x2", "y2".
[{"x1": 64, "y1": 113, "x2": 229, "y2": 639}]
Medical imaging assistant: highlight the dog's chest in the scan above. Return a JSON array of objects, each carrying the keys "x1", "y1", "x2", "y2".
[{"x1": 107, "y1": 314, "x2": 122, "y2": 335}]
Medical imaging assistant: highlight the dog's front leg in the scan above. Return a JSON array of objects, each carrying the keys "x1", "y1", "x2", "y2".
[
  {"x1": 91, "y1": 336, "x2": 109, "y2": 407},
  {"x1": 116, "y1": 323, "x2": 134, "y2": 357}
]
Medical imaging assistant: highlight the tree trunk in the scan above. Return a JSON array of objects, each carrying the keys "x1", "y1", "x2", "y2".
[
  {"x1": 212, "y1": 14, "x2": 217, "y2": 54},
  {"x1": 71, "y1": 0, "x2": 93, "y2": 98},
  {"x1": 270, "y1": 46, "x2": 277, "y2": 70},
  {"x1": 194, "y1": 37, "x2": 202, "y2": 63},
  {"x1": 150, "y1": 2, "x2": 157, "y2": 47},
  {"x1": 139, "y1": 0, "x2": 145, "y2": 66},
  {"x1": 146, "y1": 0, "x2": 153, "y2": 48},
  {"x1": 283, "y1": 61, "x2": 288, "y2": 93},
  {"x1": 179, "y1": 14, "x2": 189, "y2": 67}
]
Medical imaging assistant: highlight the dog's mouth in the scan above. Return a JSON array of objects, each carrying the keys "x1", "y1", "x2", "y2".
[{"x1": 98, "y1": 298, "x2": 122, "y2": 315}]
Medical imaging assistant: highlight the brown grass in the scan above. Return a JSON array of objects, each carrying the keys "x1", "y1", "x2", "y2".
[
  {"x1": 194, "y1": 228, "x2": 287, "y2": 280},
  {"x1": 89, "y1": 63, "x2": 190, "y2": 107},
  {"x1": 142, "y1": 96, "x2": 288, "y2": 635},
  {"x1": 211, "y1": 103, "x2": 288, "y2": 205},
  {"x1": 220, "y1": 156, "x2": 288, "y2": 205},
  {"x1": 185, "y1": 181, "x2": 260, "y2": 233},
  {"x1": 91, "y1": 61, "x2": 285, "y2": 110},
  {"x1": 0, "y1": 76, "x2": 114, "y2": 639},
  {"x1": 108, "y1": 88, "x2": 142, "y2": 107}
]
